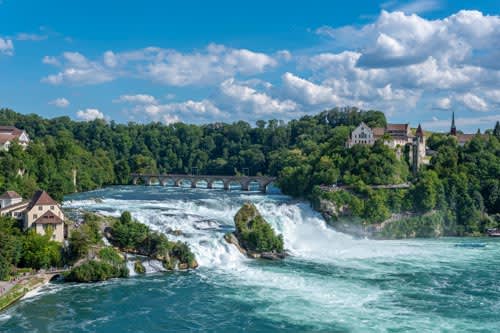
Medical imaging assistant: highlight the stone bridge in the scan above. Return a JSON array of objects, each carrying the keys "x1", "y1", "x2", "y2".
[{"x1": 130, "y1": 173, "x2": 277, "y2": 192}]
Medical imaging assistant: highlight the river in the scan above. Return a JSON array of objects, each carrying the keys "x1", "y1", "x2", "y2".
[{"x1": 1, "y1": 186, "x2": 499, "y2": 332}]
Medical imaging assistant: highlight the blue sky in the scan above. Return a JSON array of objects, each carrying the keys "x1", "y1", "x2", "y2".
[{"x1": 0, "y1": 0, "x2": 499, "y2": 132}]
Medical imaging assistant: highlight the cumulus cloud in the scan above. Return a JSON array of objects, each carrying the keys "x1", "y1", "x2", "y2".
[
  {"x1": 120, "y1": 93, "x2": 225, "y2": 123},
  {"x1": 219, "y1": 78, "x2": 297, "y2": 115},
  {"x1": 282, "y1": 72, "x2": 339, "y2": 106},
  {"x1": 316, "y1": 10, "x2": 500, "y2": 70},
  {"x1": 162, "y1": 114, "x2": 181, "y2": 124},
  {"x1": 42, "y1": 55, "x2": 60, "y2": 66},
  {"x1": 484, "y1": 89, "x2": 500, "y2": 104},
  {"x1": 115, "y1": 94, "x2": 158, "y2": 104},
  {"x1": 49, "y1": 97, "x2": 70, "y2": 108},
  {"x1": 76, "y1": 108, "x2": 105, "y2": 121},
  {"x1": 306, "y1": 10, "x2": 500, "y2": 114},
  {"x1": 143, "y1": 44, "x2": 277, "y2": 86},
  {"x1": 42, "y1": 52, "x2": 114, "y2": 85},
  {"x1": 42, "y1": 44, "x2": 279, "y2": 87},
  {"x1": 37, "y1": 9, "x2": 500, "y2": 123},
  {"x1": 157, "y1": 99, "x2": 223, "y2": 117},
  {"x1": 458, "y1": 93, "x2": 489, "y2": 112},
  {"x1": 0, "y1": 37, "x2": 13, "y2": 55},
  {"x1": 434, "y1": 97, "x2": 451, "y2": 110}
]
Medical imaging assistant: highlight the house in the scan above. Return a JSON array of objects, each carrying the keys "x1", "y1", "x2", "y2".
[
  {"x1": 382, "y1": 124, "x2": 412, "y2": 148},
  {"x1": 347, "y1": 122, "x2": 415, "y2": 149},
  {"x1": 346, "y1": 122, "x2": 427, "y2": 172},
  {"x1": 0, "y1": 126, "x2": 30, "y2": 151},
  {"x1": 346, "y1": 122, "x2": 376, "y2": 148},
  {"x1": 24, "y1": 190, "x2": 65, "y2": 242},
  {"x1": 0, "y1": 190, "x2": 66, "y2": 242},
  {"x1": 0, "y1": 191, "x2": 22, "y2": 209},
  {"x1": 0, "y1": 191, "x2": 29, "y2": 220}
]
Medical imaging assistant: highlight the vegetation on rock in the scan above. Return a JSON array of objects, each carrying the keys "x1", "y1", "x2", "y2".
[
  {"x1": 64, "y1": 259, "x2": 128, "y2": 283},
  {"x1": 232, "y1": 203, "x2": 284, "y2": 257},
  {"x1": 134, "y1": 260, "x2": 146, "y2": 274},
  {"x1": 108, "y1": 212, "x2": 198, "y2": 269}
]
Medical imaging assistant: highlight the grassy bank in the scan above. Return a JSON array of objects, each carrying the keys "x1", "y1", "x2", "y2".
[{"x1": 0, "y1": 276, "x2": 46, "y2": 312}]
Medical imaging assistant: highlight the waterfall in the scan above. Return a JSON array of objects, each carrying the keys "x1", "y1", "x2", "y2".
[{"x1": 65, "y1": 188, "x2": 424, "y2": 276}]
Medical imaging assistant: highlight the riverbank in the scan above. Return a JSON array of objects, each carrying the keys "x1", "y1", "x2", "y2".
[
  {"x1": 0, "y1": 273, "x2": 55, "y2": 312},
  {"x1": 3, "y1": 185, "x2": 500, "y2": 332},
  {"x1": 311, "y1": 185, "x2": 500, "y2": 239}
]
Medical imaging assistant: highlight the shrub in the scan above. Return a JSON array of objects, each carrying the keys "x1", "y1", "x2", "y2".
[{"x1": 65, "y1": 260, "x2": 128, "y2": 283}]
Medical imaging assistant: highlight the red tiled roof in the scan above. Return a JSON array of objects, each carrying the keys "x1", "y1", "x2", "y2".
[
  {"x1": 456, "y1": 134, "x2": 476, "y2": 143},
  {"x1": 0, "y1": 126, "x2": 23, "y2": 133},
  {"x1": 0, "y1": 126, "x2": 26, "y2": 144},
  {"x1": 372, "y1": 127, "x2": 385, "y2": 137},
  {"x1": 33, "y1": 211, "x2": 63, "y2": 225},
  {"x1": 0, "y1": 191, "x2": 22, "y2": 199},
  {"x1": 386, "y1": 124, "x2": 409, "y2": 131},
  {"x1": 27, "y1": 190, "x2": 58, "y2": 210},
  {"x1": 0, "y1": 134, "x2": 17, "y2": 144}
]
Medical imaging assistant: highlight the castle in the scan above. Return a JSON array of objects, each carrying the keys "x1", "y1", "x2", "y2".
[{"x1": 346, "y1": 122, "x2": 427, "y2": 173}]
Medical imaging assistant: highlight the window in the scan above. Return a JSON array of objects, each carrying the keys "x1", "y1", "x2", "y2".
[
  {"x1": 38, "y1": 206, "x2": 43, "y2": 211},
  {"x1": 33, "y1": 214, "x2": 38, "y2": 219},
  {"x1": 50, "y1": 206, "x2": 54, "y2": 210}
]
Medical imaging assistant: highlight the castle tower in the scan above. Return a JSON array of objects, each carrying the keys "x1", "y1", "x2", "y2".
[
  {"x1": 450, "y1": 111, "x2": 457, "y2": 136},
  {"x1": 411, "y1": 124, "x2": 426, "y2": 175}
]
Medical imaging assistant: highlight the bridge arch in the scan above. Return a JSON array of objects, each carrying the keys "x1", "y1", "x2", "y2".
[
  {"x1": 160, "y1": 177, "x2": 175, "y2": 186},
  {"x1": 147, "y1": 176, "x2": 160, "y2": 186},
  {"x1": 176, "y1": 178, "x2": 193, "y2": 188},
  {"x1": 247, "y1": 180, "x2": 262, "y2": 191},
  {"x1": 226, "y1": 180, "x2": 242, "y2": 191},
  {"x1": 130, "y1": 173, "x2": 276, "y2": 192},
  {"x1": 208, "y1": 179, "x2": 225, "y2": 189},
  {"x1": 194, "y1": 179, "x2": 208, "y2": 189}
]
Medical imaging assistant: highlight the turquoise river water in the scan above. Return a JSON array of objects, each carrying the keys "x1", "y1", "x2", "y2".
[{"x1": 1, "y1": 186, "x2": 499, "y2": 332}]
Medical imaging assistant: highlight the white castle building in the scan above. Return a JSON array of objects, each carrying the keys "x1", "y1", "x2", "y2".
[{"x1": 346, "y1": 122, "x2": 428, "y2": 173}]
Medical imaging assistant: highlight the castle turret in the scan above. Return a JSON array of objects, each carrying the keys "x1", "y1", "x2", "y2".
[
  {"x1": 411, "y1": 124, "x2": 426, "y2": 175},
  {"x1": 416, "y1": 124, "x2": 424, "y2": 143}
]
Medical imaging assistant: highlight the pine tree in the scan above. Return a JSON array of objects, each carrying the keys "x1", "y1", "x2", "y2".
[{"x1": 494, "y1": 121, "x2": 500, "y2": 138}]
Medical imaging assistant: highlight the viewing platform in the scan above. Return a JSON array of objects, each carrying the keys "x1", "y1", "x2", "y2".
[{"x1": 319, "y1": 183, "x2": 411, "y2": 192}]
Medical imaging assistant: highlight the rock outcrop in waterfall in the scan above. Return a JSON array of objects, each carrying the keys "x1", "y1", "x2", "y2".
[{"x1": 225, "y1": 202, "x2": 285, "y2": 260}]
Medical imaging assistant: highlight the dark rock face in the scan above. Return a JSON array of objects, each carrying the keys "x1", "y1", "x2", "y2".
[{"x1": 225, "y1": 203, "x2": 285, "y2": 260}]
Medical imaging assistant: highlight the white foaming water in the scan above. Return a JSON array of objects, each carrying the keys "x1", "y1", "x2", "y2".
[
  {"x1": 64, "y1": 191, "x2": 440, "y2": 271},
  {"x1": 125, "y1": 256, "x2": 167, "y2": 275},
  {"x1": 63, "y1": 187, "x2": 495, "y2": 331}
]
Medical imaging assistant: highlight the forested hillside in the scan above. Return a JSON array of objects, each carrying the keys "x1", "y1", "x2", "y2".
[
  {"x1": 0, "y1": 107, "x2": 387, "y2": 200},
  {"x1": 1, "y1": 107, "x2": 499, "y2": 236}
]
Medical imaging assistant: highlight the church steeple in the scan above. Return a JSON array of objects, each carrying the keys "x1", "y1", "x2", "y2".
[
  {"x1": 416, "y1": 123, "x2": 424, "y2": 142},
  {"x1": 450, "y1": 111, "x2": 457, "y2": 136}
]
